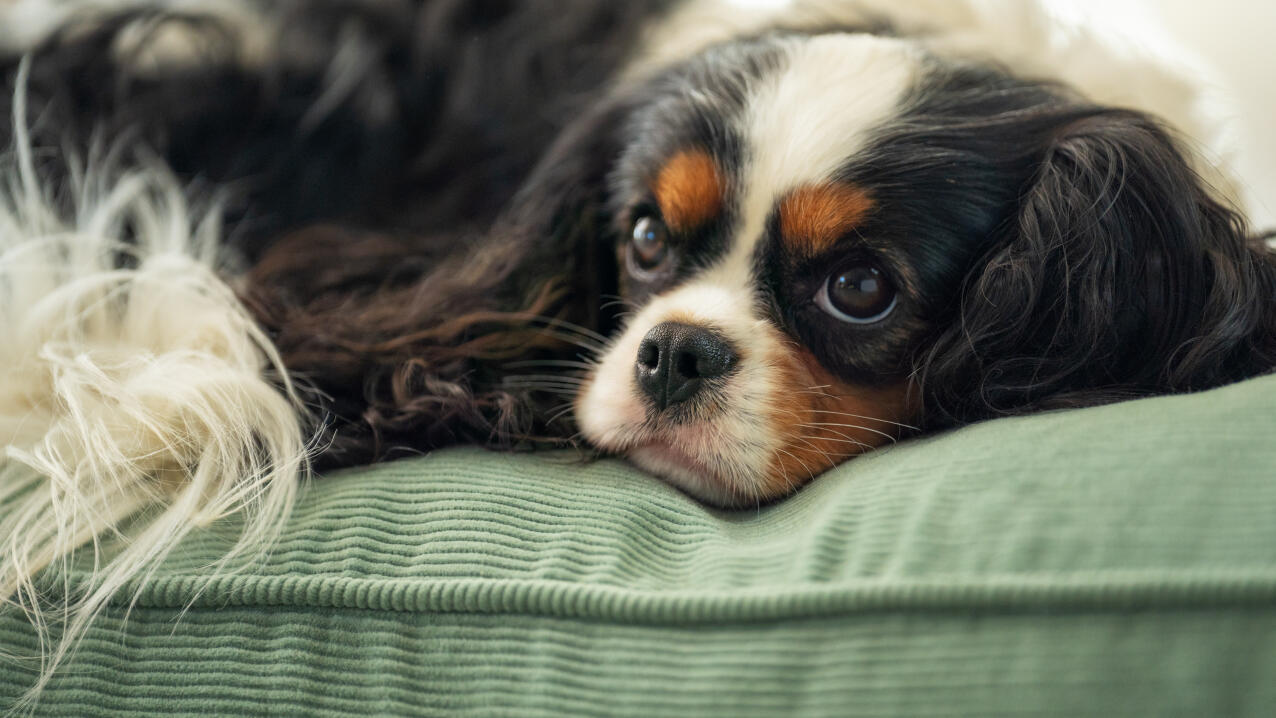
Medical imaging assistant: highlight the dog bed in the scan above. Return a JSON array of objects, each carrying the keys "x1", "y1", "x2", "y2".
[{"x1": 3, "y1": 373, "x2": 1275, "y2": 716}]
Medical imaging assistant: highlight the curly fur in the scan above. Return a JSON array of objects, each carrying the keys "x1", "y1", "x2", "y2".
[{"x1": 913, "y1": 108, "x2": 1276, "y2": 425}]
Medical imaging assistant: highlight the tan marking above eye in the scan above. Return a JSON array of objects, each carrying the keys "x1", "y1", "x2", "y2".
[
  {"x1": 779, "y1": 184, "x2": 875, "y2": 255},
  {"x1": 653, "y1": 150, "x2": 723, "y2": 232}
]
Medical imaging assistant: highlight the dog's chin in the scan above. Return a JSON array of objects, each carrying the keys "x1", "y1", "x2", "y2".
[{"x1": 626, "y1": 442, "x2": 752, "y2": 508}]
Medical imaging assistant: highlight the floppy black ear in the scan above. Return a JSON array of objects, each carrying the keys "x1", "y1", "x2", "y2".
[
  {"x1": 247, "y1": 91, "x2": 641, "y2": 463},
  {"x1": 480, "y1": 90, "x2": 645, "y2": 334},
  {"x1": 918, "y1": 109, "x2": 1276, "y2": 427}
]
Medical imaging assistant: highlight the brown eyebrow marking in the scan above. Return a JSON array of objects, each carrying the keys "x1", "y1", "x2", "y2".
[
  {"x1": 779, "y1": 183, "x2": 875, "y2": 255},
  {"x1": 653, "y1": 149, "x2": 723, "y2": 232}
]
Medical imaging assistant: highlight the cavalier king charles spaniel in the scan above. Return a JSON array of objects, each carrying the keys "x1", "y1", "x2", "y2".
[
  {"x1": 1, "y1": 0, "x2": 1273, "y2": 698},
  {"x1": 231, "y1": 0, "x2": 1276, "y2": 505}
]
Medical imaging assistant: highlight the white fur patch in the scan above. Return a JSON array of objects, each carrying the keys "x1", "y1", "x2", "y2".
[{"x1": 0, "y1": 62, "x2": 308, "y2": 708}]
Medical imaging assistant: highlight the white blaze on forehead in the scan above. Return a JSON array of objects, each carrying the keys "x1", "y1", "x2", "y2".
[
  {"x1": 744, "y1": 34, "x2": 919, "y2": 206},
  {"x1": 714, "y1": 34, "x2": 920, "y2": 286}
]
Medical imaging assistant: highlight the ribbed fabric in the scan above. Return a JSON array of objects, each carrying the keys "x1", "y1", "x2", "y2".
[{"x1": 4, "y1": 374, "x2": 1276, "y2": 716}]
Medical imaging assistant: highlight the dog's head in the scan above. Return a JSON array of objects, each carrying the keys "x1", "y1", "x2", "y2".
[{"x1": 511, "y1": 32, "x2": 1273, "y2": 506}]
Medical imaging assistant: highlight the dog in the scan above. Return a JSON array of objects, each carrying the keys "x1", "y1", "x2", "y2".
[{"x1": 2, "y1": 0, "x2": 1274, "y2": 703}]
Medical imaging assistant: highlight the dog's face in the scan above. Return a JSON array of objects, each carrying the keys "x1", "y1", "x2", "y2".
[
  {"x1": 578, "y1": 34, "x2": 943, "y2": 505},
  {"x1": 571, "y1": 30, "x2": 1259, "y2": 506}
]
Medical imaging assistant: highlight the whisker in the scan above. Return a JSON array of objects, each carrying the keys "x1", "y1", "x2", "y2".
[
  {"x1": 525, "y1": 315, "x2": 609, "y2": 346},
  {"x1": 792, "y1": 385, "x2": 918, "y2": 431},
  {"x1": 503, "y1": 383, "x2": 587, "y2": 394},
  {"x1": 769, "y1": 406, "x2": 809, "y2": 422},
  {"x1": 774, "y1": 459, "x2": 797, "y2": 499},
  {"x1": 817, "y1": 410, "x2": 918, "y2": 431},
  {"x1": 546, "y1": 403, "x2": 579, "y2": 426},
  {"x1": 504, "y1": 359, "x2": 598, "y2": 371},
  {"x1": 789, "y1": 398, "x2": 919, "y2": 431},
  {"x1": 502, "y1": 379, "x2": 587, "y2": 390},
  {"x1": 545, "y1": 333, "x2": 606, "y2": 353},
  {"x1": 787, "y1": 435, "x2": 840, "y2": 469},
  {"x1": 600, "y1": 299, "x2": 633, "y2": 312},
  {"x1": 508, "y1": 387, "x2": 580, "y2": 397},
  {"x1": 799, "y1": 421, "x2": 896, "y2": 443},
  {"x1": 796, "y1": 432, "x2": 873, "y2": 451},
  {"x1": 773, "y1": 447, "x2": 816, "y2": 480},
  {"x1": 518, "y1": 328, "x2": 606, "y2": 353},
  {"x1": 502, "y1": 374, "x2": 588, "y2": 385}
]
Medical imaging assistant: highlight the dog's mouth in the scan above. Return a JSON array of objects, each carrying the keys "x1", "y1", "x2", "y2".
[
  {"x1": 625, "y1": 436, "x2": 746, "y2": 508},
  {"x1": 582, "y1": 374, "x2": 915, "y2": 508},
  {"x1": 574, "y1": 397, "x2": 769, "y2": 507},
  {"x1": 631, "y1": 441, "x2": 706, "y2": 475}
]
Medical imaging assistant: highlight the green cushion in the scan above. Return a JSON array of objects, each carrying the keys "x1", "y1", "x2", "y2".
[{"x1": 4, "y1": 374, "x2": 1276, "y2": 716}]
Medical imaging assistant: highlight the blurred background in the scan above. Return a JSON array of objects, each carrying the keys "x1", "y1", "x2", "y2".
[{"x1": 1051, "y1": 0, "x2": 1275, "y2": 227}]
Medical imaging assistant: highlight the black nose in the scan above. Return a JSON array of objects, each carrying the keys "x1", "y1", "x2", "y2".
[{"x1": 635, "y1": 322, "x2": 739, "y2": 411}]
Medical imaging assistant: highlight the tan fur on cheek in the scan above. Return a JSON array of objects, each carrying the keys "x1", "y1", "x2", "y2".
[
  {"x1": 760, "y1": 346, "x2": 915, "y2": 499},
  {"x1": 653, "y1": 150, "x2": 723, "y2": 232}
]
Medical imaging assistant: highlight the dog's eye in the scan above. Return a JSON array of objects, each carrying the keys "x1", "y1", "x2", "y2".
[
  {"x1": 817, "y1": 263, "x2": 897, "y2": 323},
  {"x1": 627, "y1": 215, "x2": 673, "y2": 277}
]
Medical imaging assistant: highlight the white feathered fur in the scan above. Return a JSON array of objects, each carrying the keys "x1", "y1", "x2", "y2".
[{"x1": 0, "y1": 60, "x2": 308, "y2": 707}]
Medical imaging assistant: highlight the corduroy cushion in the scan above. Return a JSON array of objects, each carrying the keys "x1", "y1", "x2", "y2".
[{"x1": 4, "y1": 374, "x2": 1276, "y2": 716}]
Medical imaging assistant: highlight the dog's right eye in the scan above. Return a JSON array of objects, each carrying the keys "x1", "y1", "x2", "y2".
[
  {"x1": 816, "y1": 263, "x2": 898, "y2": 324},
  {"x1": 627, "y1": 216, "x2": 673, "y2": 278}
]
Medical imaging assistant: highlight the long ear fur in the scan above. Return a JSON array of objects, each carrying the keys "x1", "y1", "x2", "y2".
[
  {"x1": 244, "y1": 91, "x2": 640, "y2": 464},
  {"x1": 0, "y1": 63, "x2": 308, "y2": 709},
  {"x1": 919, "y1": 109, "x2": 1276, "y2": 426}
]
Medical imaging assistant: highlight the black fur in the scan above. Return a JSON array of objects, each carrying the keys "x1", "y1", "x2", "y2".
[
  {"x1": 915, "y1": 108, "x2": 1276, "y2": 424},
  {"x1": 2, "y1": 0, "x2": 670, "y2": 255}
]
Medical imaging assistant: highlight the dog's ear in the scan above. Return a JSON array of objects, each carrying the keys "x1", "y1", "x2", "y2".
[
  {"x1": 247, "y1": 91, "x2": 641, "y2": 462},
  {"x1": 480, "y1": 90, "x2": 644, "y2": 334},
  {"x1": 918, "y1": 109, "x2": 1276, "y2": 427}
]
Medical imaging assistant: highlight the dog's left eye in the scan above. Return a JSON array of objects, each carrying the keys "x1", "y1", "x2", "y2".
[
  {"x1": 627, "y1": 215, "x2": 673, "y2": 278},
  {"x1": 816, "y1": 263, "x2": 898, "y2": 324}
]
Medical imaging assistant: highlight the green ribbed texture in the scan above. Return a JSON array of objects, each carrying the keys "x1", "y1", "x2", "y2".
[{"x1": 4, "y1": 374, "x2": 1276, "y2": 716}]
